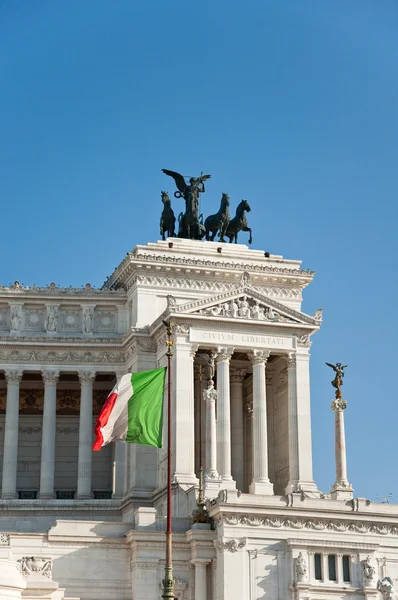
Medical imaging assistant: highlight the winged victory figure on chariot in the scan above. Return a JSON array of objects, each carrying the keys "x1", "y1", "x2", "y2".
[{"x1": 160, "y1": 168, "x2": 253, "y2": 244}]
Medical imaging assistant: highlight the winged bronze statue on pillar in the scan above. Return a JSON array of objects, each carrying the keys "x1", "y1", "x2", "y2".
[{"x1": 160, "y1": 168, "x2": 253, "y2": 244}]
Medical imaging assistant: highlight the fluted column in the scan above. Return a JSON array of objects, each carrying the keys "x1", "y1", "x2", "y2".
[
  {"x1": 191, "y1": 559, "x2": 211, "y2": 600},
  {"x1": 244, "y1": 396, "x2": 253, "y2": 492},
  {"x1": 249, "y1": 350, "x2": 273, "y2": 495},
  {"x1": 1, "y1": 370, "x2": 23, "y2": 499},
  {"x1": 216, "y1": 347, "x2": 235, "y2": 489},
  {"x1": 77, "y1": 371, "x2": 96, "y2": 499},
  {"x1": 230, "y1": 368, "x2": 246, "y2": 492},
  {"x1": 285, "y1": 351, "x2": 319, "y2": 495},
  {"x1": 113, "y1": 441, "x2": 127, "y2": 499},
  {"x1": 113, "y1": 370, "x2": 127, "y2": 499},
  {"x1": 39, "y1": 370, "x2": 59, "y2": 499},
  {"x1": 204, "y1": 383, "x2": 220, "y2": 495}
]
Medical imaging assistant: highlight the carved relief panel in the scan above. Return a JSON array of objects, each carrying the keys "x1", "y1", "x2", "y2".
[
  {"x1": 58, "y1": 307, "x2": 82, "y2": 333},
  {"x1": 24, "y1": 305, "x2": 45, "y2": 332},
  {"x1": 0, "y1": 305, "x2": 8, "y2": 331},
  {"x1": 95, "y1": 308, "x2": 116, "y2": 333}
]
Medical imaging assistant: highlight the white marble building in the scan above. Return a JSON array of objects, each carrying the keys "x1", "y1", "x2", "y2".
[{"x1": 0, "y1": 238, "x2": 396, "y2": 600}]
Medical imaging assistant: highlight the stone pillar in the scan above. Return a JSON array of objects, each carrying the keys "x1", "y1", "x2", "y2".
[
  {"x1": 112, "y1": 371, "x2": 127, "y2": 499},
  {"x1": 77, "y1": 371, "x2": 96, "y2": 499},
  {"x1": 204, "y1": 383, "x2": 220, "y2": 495},
  {"x1": 244, "y1": 396, "x2": 253, "y2": 493},
  {"x1": 230, "y1": 368, "x2": 246, "y2": 492},
  {"x1": 1, "y1": 370, "x2": 22, "y2": 499},
  {"x1": 113, "y1": 441, "x2": 127, "y2": 499},
  {"x1": 194, "y1": 365, "x2": 201, "y2": 476},
  {"x1": 216, "y1": 347, "x2": 235, "y2": 489},
  {"x1": 331, "y1": 392, "x2": 353, "y2": 500},
  {"x1": 191, "y1": 559, "x2": 211, "y2": 600},
  {"x1": 285, "y1": 351, "x2": 319, "y2": 495},
  {"x1": 249, "y1": 350, "x2": 273, "y2": 495},
  {"x1": 171, "y1": 338, "x2": 198, "y2": 485},
  {"x1": 39, "y1": 370, "x2": 59, "y2": 499}
]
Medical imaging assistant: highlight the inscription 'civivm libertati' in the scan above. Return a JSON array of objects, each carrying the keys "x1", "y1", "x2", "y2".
[{"x1": 189, "y1": 329, "x2": 292, "y2": 349}]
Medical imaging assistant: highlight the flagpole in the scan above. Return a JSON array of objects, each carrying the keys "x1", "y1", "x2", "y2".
[{"x1": 162, "y1": 321, "x2": 176, "y2": 600}]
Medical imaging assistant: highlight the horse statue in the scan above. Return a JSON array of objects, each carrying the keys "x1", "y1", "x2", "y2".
[
  {"x1": 159, "y1": 191, "x2": 176, "y2": 240},
  {"x1": 224, "y1": 199, "x2": 252, "y2": 244},
  {"x1": 204, "y1": 193, "x2": 230, "y2": 241}
]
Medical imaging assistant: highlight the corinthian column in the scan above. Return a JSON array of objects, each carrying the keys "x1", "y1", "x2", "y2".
[
  {"x1": 204, "y1": 383, "x2": 220, "y2": 495},
  {"x1": 1, "y1": 370, "x2": 23, "y2": 499},
  {"x1": 216, "y1": 347, "x2": 235, "y2": 489},
  {"x1": 249, "y1": 350, "x2": 273, "y2": 495},
  {"x1": 230, "y1": 368, "x2": 246, "y2": 492},
  {"x1": 331, "y1": 392, "x2": 353, "y2": 500},
  {"x1": 39, "y1": 370, "x2": 59, "y2": 499},
  {"x1": 77, "y1": 371, "x2": 96, "y2": 499}
]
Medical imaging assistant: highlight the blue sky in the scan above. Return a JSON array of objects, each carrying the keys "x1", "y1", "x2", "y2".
[{"x1": 1, "y1": 0, "x2": 398, "y2": 500}]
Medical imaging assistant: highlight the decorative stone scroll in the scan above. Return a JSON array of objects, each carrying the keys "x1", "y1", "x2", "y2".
[
  {"x1": 214, "y1": 537, "x2": 246, "y2": 553},
  {"x1": 19, "y1": 557, "x2": 52, "y2": 579}
]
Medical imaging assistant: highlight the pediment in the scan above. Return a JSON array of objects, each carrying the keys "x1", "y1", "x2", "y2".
[{"x1": 169, "y1": 283, "x2": 322, "y2": 327}]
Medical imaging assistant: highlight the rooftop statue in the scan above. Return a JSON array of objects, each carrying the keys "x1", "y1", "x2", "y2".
[
  {"x1": 162, "y1": 169, "x2": 211, "y2": 240},
  {"x1": 159, "y1": 191, "x2": 176, "y2": 240}
]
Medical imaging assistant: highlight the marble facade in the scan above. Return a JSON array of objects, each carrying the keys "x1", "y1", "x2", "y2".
[{"x1": 0, "y1": 238, "x2": 395, "y2": 599}]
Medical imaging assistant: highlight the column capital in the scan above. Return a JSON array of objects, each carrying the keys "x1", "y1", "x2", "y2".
[
  {"x1": 78, "y1": 370, "x2": 96, "y2": 384},
  {"x1": 5, "y1": 370, "x2": 23, "y2": 383},
  {"x1": 331, "y1": 397, "x2": 347, "y2": 410},
  {"x1": 216, "y1": 347, "x2": 234, "y2": 362},
  {"x1": 230, "y1": 368, "x2": 246, "y2": 383},
  {"x1": 42, "y1": 370, "x2": 60, "y2": 384},
  {"x1": 190, "y1": 558, "x2": 211, "y2": 567},
  {"x1": 249, "y1": 350, "x2": 270, "y2": 365},
  {"x1": 190, "y1": 344, "x2": 199, "y2": 358},
  {"x1": 285, "y1": 352, "x2": 296, "y2": 368}
]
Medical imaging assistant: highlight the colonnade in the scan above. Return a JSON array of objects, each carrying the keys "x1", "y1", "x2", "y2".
[
  {"x1": 192, "y1": 345, "x2": 317, "y2": 496},
  {"x1": 0, "y1": 369, "x2": 124, "y2": 500}
]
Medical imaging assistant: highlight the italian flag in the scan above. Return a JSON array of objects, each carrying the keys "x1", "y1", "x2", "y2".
[{"x1": 93, "y1": 368, "x2": 166, "y2": 451}]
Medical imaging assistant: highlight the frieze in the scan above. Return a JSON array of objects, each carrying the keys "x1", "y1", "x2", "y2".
[
  {"x1": 214, "y1": 514, "x2": 398, "y2": 535},
  {"x1": 19, "y1": 426, "x2": 41, "y2": 434},
  {"x1": 56, "y1": 427, "x2": 78, "y2": 434},
  {"x1": 0, "y1": 349, "x2": 124, "y2": 363},
  {"x1": 127, "y1": 274, "x2": 302, "y2": 299}
]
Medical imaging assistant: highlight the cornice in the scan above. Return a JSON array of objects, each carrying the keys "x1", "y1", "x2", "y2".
[
  {"x1": 211, "y1": 512, "x2": 398, "y2": 537},
  {"x1": 103, "y1": 250, "x2": 315, "y2": 291},
  {"x1": 0, "y1": 281, "x2": 126, "y2": 299}
]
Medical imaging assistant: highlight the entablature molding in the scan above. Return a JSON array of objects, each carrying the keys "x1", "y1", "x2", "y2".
[{"x1": 103, "y1": 244, "x2": 315, "y2": 291}]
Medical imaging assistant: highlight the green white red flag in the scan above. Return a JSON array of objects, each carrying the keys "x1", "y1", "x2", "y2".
[{"x1": 93, "y1": 368, "x2": 166, "y2": 450}]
